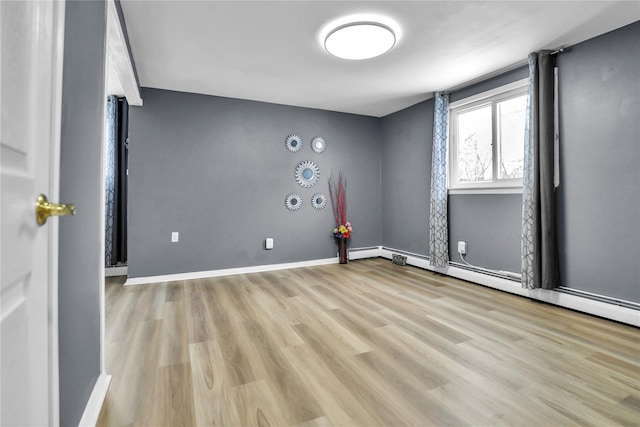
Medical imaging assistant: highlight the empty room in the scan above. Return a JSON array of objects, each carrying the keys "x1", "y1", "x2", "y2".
[{"x1": 2, "y1": 1, "x2": 638, "y2": 426}]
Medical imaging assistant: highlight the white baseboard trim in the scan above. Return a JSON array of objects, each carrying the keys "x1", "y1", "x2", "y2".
[
  {"x1": 126, "y1": 258, "x2": 335, "y2": 286},
  {"x1": 122, "y1": 246, "x2": 637, "y2": 326},
  {"x1": 105, "y1": 266, "x2": 127, "y2": 277},
  {"x1": 125, "y1": 247, "x2": 379, "y2": 286},
  {"x1": 78, "y1": 373, "x2": 111, "y2": 427},
  {"x1": 380, "y1": 247, "x2": 639, "y2": 327}
]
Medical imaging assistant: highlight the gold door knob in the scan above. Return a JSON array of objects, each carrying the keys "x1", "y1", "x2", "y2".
[{"x1": 35, "y1": 194, "x2": 76, "y2": 226}]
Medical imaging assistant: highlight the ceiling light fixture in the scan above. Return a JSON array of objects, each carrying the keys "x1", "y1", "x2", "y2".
[{"x1": 324, "y1": 21, "x2": 396, "y2": 60}]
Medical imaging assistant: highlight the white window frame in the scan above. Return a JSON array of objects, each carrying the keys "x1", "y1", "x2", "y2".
[{"x1": 448, "y1": 79, "x2": 528, "y2": 194}]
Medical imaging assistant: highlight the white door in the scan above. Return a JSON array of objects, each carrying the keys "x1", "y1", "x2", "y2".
[{"x1": 1, "y1": 1, "x2": 66, "y2": 425}]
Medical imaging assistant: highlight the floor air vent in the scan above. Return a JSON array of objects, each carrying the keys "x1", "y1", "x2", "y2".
[{"x1": 392, "y1": 254, "x2": 407, "y2": 266}]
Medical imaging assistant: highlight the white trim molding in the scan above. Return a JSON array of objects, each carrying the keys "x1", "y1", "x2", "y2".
[
  {"x1": 379, "y1": 247, "x2": 639, "y2": 327},
  {"x1": 106, "y1": 0, "x2": 142, "y2": 105},
  {"x1": 125, "y1": 247, "x2": 381, "y2": 286},
  {"x1": 78, "y1": 374, "x2": 112, "y2": 427},
  {"x1": 449, "y1": 78, "x2": 528, "y2": 109},
  {"x1": 449, "y1": 187, "x2": 523, "y2": 195}
]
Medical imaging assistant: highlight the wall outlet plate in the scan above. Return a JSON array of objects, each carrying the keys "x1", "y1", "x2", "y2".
[
  {"x1": 171, "y1": 232, "x2": 179, "y2": 243},
  {"x1": 458, "y1": 241, "x2": 467, "y2": 255},
  {"x1": 265, "y1": 238, "x2": 274, "y2": 250}
]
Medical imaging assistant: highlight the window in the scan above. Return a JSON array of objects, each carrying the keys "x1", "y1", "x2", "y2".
[{"x1": 449, "y1": 80, "x2": 528, "y2": 192}]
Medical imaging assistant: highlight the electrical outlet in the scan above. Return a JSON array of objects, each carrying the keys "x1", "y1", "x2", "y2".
[
  {"x1": 265, "y1": 238, "x2": 274, "y2": 250},
  {"x1": 171, "y1": 232, "x2": 179, "y2": 243},
  {"x1": 458, "y1": 241, "x2": 467, "y2": 255}
]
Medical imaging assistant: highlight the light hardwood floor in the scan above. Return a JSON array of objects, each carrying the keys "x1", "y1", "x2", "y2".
[{"x1": 97, "y1": 258, "x2": 640, "y2": 426}]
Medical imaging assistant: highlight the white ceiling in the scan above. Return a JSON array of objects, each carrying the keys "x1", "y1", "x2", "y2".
[{"x1": 119, "y1": 1, "x2": 639, "y2": 117}]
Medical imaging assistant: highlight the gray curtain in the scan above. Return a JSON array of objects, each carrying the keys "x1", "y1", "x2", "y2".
[
  {"x1": 105, "y1": 96, "x2": 116, "y2": 266},
  {"x1": 521, "y1": 51, "x2": 560, "y2": 289},
  {"x1": 105, "y1": 96, "x2": 128, "y2": 267},
  {"x1": 429, "y1": 92, "x2": 449, "y2": 267}
]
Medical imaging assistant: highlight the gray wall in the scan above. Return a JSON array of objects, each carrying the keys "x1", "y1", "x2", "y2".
[
  {"x1": 556, "y1": 21, "x2": 639, "y2": 302},
  {"x1": 380, "y1": 99, "x2": 433, "y2": 255},
  {"x1": 128, "y1": 89, "x2": 381, "y2": 278},
  {"x1": 378, "y1": 23, "x2": 639, "y2": 302},
  {"x1": 58, "y1": 0, "x2": 105, "y2": 425},
  {"x1": 448, "y1": 194, "x2": 522, "y2": 271},
  {"x1": 128, "y1": 22, "x2": 639, "y2": 303}
]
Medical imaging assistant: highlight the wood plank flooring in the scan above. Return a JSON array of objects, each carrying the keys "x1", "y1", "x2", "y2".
[{"x1": 97, "y1": 258, "x2": 640, "y2": 426}]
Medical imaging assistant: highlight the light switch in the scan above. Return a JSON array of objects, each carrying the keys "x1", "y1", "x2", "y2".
[
  {"x1": 171, "y1": 232, "x2": 179, "y2": 243},
  {"x1": 265, "y1": 238, "x2": 274, "y2": 250}
]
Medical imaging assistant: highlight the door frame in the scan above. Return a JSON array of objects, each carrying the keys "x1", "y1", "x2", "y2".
[
  {"x1": 76, "y1": 0, "x2": 110, "y2": 422},
  {"x1": 49, "y1": 2, "x2": 66, "y2": 422},
  {"x1": 100, "y1": 0, "x2": 143, "y2": 375},
  {"x1": 77, "y1": 0, "x2": 143, "y2": 422}
]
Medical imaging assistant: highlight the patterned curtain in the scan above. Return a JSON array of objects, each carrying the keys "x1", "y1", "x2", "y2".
[
  {"x1": 105, "y1": 95, "x2": 117, "y2": 266},
  {"x1": 521, "y1": 52, "x2": 561, "y2": 289},
  {"x1": 429, "y1": 92, "x2": 450, "y2": 267}
]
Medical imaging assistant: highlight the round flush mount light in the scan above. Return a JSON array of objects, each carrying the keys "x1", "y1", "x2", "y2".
[{"x1": 324, "y1": 21, "x2": 396, "y2": 60}]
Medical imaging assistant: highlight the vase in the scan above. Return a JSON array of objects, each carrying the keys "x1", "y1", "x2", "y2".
[{"x1": 338, "y1": 238, "x2": 348, "y2": 264}]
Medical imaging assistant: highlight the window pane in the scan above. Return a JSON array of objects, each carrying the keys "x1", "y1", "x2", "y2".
[
  {"x1": 497, "y1": 95, "x2": 526, "y2": 179},
  {"x1": 457, "y1": 105, "x2": 492, "y2": 182}
]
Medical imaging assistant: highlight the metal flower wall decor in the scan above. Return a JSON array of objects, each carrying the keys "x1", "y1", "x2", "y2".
[
  {"x1": 283, "y1": 134, "x2": 328, "y2": 211},
  {"x1": 285, "y1": 193, "x2": 303, "y2": 211},
  {"x1": 311, "y1": 136, "x2": 327, "y2": 154},
  {"x1": 285, "y1": 134, "x2": 303, "y2": 152},
  {"x1": 295, "y1": 160, "x2": 320, "y2": 188},
  {"x1": 311, "y1": 193, "x2": 327, "y2": 210}
]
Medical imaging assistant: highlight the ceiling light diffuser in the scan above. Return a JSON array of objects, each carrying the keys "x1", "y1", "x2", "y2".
[{"x1": 324, "y1": 22, "x2": 396, "y2": 60}]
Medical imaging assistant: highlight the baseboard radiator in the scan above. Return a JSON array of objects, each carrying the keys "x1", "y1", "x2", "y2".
[
  {"x1": 448, "y1": 261, "x2": 521, "y2": 282},
  {"x1": 556, "y1": 287, "x2": 640, "y2": 311},
  {"x1": 381, "y1": 247, "x2": 428, "y2": 260},
  {"x1": 379, "y1": 246, "x2": 639, "y2": 315},
  {"x1": 379, "y1": 247, "x2": 520, "y2": 282},
  {"x1": 349, "y1": 246, "x2": 380, "y2": 253}
]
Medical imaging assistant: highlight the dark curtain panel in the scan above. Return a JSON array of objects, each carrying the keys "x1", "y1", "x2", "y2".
[
  {"x1": 522, "y1": 51, "x2": 560, "y2": 289},
  {"x1": 105, "y1": 97, "x2": 128, "y2": 266},
  {"x1": 537, "y1": 52, "x2": 560, "y2": 289}
]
